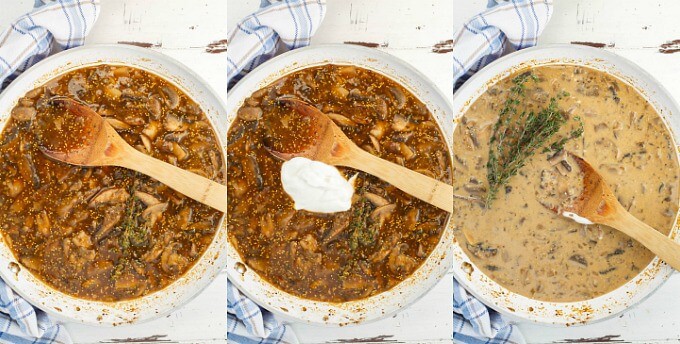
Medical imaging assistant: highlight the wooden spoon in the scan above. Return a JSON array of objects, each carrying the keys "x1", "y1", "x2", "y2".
[
  {"x1": 267, "y1": 97, "x2": 453, "y2": 212},
  {"x1": 35, "y1": 97, "x2": 226, "y2": 212},
  {"x1": 554, "y1": 153, "x2": 680, "y2": 270}
]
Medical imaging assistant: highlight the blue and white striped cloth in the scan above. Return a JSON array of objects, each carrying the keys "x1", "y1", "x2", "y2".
[
  {"x1": 227, "y1": 0, "x2": 326, "y2": 89},
  {"x1": 453, "y1": 0, "x2": 553, "y2": 90},
  {"x1": 452, "y1": 1, "x2": 552, "y2": 343},
  {"x1": 227, "y1": 1, "x2": 326, "y2": 343},
  {"x1": 0, "y1": 0, "x2": 99, "y2": 343}
]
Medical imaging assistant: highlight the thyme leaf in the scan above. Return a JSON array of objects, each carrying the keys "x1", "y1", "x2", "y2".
[
  {"x1": 348, "y1": 197, "x2": 378, "y2": 251},
  {"x1": 485, "y1": 73, "x2": 582, "y2": 208}
]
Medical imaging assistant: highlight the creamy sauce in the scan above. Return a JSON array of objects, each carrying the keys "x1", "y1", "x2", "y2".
[
  {"x1": 453, "y1": 65, "x2": 680, "y2": 302},
  {"x1": 562, "y1": 212, "x2": 594, "y2": 225},
  {"x1": 281, "y1": 157, "x2": 355, "y2": 213}
]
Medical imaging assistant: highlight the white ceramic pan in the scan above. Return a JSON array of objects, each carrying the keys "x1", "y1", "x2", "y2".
[
  {"x1": 226, "y1": 44, "x2": 454, "y2": 326},
  {"x1": 451, "y1": 44, "x2": 680, "y2": 326},
  {"x1": 0, "y1": 44, "x2": 227, "y2": 326}
]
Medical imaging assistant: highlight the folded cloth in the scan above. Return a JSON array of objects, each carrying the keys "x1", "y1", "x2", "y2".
[
  {"x1": 0, "y1": 0, "x2": 100, "y2": 88},
  {"x1": 227, "y1": 281, "x2": 298, "y2": 344},
  {"x1": 452, "y1": 1, "x2": 552, "y2": 343},
  {"x1": 226, "y1": 1, "x2": 325, "y2": 343},
  {"x1": 227, "y1": 0, "x2": 326, "y2": 89},
  {"x1": 453, "y1": 0, "x2": 553, "y2": 90},
  {"x1": 0, "y1": 0, "x2": 99, "y2": 343}
]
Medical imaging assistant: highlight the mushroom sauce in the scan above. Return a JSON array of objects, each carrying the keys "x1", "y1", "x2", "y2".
[
  {"x1": 228, "y1": 64, "x2": 452, "y2": 302},
  {"x1": 0, "y1": 65, "x2": 224, "y2": 301},
  {"x1": 454, "y1": 65, "x2": 680, "y2": 302}
]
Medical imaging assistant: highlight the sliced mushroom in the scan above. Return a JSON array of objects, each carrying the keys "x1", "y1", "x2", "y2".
[
  {"x1": 57, "y1": 196, "x2": 79, "y2": 219},
  {"x1": 134, "y1": 191, "x2": 161, "y2": 206},
  {"x1": 348, "y1": 88, "x2": 366, "y2": 100},
  {"x1": 176, "y1": 207, "x2": 193, "y2": 228},
  {"x1": 114, "y1": 274, "x2": 142, "y2": 291},
  {"x1": 141, "y1": 202, "x2": 168, "y2": 227},
  {"x1": 67, "y1": 74, "x2": 87, "y2": 98},
  {"x1": 260, "y1": 213, "x2": 275, "y2": 238},
  {"x1": 237, "y1": 106, "x2": 263, "y2": 121},
  {"x1": 104, "y1": 86, "x2": 122, "y2": 99},
  {"x1": 163, "y1": 142, "x2": 189, "y2": 161},
  {"x1": 147, "y1": 96, "x2": 162, "y2": 118},
  {"x1": 374, "y1": 98, "x2": 388, "y2": 119},
  {"x1": 369, "y1": 135, "x2": 381, "y2": 153},
  {"x1": 123, "y1": 115, "x2": 145, "y2": 126},
  {"x1": 370, "y1": 204, "x2": 396, "y2": 225},
  {"x1": 93, "y1": 206, "x2": 124, "y2": 242},
  {"x1": 18, "y1": 152, "x2": 40, "y2": 189},
  {"x1": 104, "y1": 117, "x2": 132, "y2": 130},
  {"x1": 143, "y1": 242, "x2": 164, "y2": 263},
  {"x1": 113, "y1": 66, "x2": 130, "y2": 77},
  {"x1": 405, "y1": 208, "x2": 420, "y2": 231},
  {"x1": 187, "y1": 221, "x2": 213, "y2": 232},
  {"x1": 392, "y1": 114, "x2": 412, "y2": 132},
  {"x1": 11, "y1": 107, "x2": 36, "y2": 122},
  {"x1": 370, "y1": 121, "x2": 387, "y2": 139},
  {"x1": 89, "y1": 187, "x2": 130, "y2": 207},
  {"x1": 161, "y1": 86, "x2": 180, "y2": 109},
  {"x1": 364, "y1": 192, "x2": 389, "y2": 207},
  {"x1": 388, "y1": 243, "x2": 417, "y2": 274},
  {"x1": 164, "y1": 114, "x2": 186, "y2": 132},
  {"x1": 324, "y1": 211, "x2": 351, "y2": 244},
  {"x1": 72, "y1": 230, "x2": 93, "y2": 249},
  {"x1": 547, "y1": 150, "x2": 567, "y2": 165},
  {"x1": 400, "y1": 143, "x2": 416, "y2": 160},
  {"x1": 326, "y1": 113, "x2": 356, "y2": 127},
  {"x1": 463, "y1": 182, "x2": 486, "y2": 195},
  {"x1": 389, "y1": 86, "x2": 406, "y2": 109},
  {"x1": 569, "y1": 254, "x2": 588, "y2": 267},
  {"x1": 140, "y1": 134, "x2": 152, "y2": 153},
  {"x1": 338, "y1": 66, "x2": 357, "y2": 76},
  {"x1": 5, "y1": 179, "x2": 24, "y2": 198},
  {"x1": 35, "y1": 210, "x2": 50, "y2": 236},
  {"x1": 160, "y1": 243, "x2": 189, "y2": 274},
  {"x1": 555, "y1": 160, "x2": 572, "y2": 176},
  {"x1": 142, "y1": 121, "x2": 159, "y2": 140},
  {"x1": 594, "y1": 123, "x2": 608, "y2": 132}
]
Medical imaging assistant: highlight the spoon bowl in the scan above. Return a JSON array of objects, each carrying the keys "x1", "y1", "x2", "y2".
[
  {"x1": 35, "y1": 97, "x2": 119, "y2": 166},
  {"x1": 35, "y1": 97, "x2": 226, "y2": 212}
]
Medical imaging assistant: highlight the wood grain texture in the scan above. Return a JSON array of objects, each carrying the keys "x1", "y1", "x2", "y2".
[{"x1": 120, "y1": 147, "x2": 227, "y2": 212}]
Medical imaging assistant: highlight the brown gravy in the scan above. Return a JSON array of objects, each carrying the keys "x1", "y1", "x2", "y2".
[{"x1": 228, "y1": 64, "x2": 452, "y2": 302}]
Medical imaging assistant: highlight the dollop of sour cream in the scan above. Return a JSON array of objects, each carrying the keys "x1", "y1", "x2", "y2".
[
  {"x1": 562, "y1": 211, "x2": 594, "y2": 225},
  {"x1": 281, "y1": 157, "x2": 355, "y2": 213}
]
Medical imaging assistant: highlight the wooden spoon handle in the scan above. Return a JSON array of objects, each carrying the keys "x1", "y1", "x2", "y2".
[
  {"x1": 344, "y1": 148, "x2": 453, "y2": 212},
  {"x1": 118, "y1": 147, "x2": 226, "y2": 212},
  {"x1": 609, "y1": 210, "x2": 680, "y2": 270}
]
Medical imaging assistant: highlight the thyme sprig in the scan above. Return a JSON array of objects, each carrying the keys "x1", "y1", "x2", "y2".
[{"x1": 485, "y1": 72, "x2": 582, "y2": 208}]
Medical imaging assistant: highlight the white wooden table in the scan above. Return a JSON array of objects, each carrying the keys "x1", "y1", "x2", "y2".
[
  {"x1": 227, "y1": 1, "x2": 454, "y2": 343},
  {"x1": 457, "y1": 1, "x2": 680, "y2": 343},
  {"x1": 1, "y1": 1, "x2": 228, "y2": 343}
]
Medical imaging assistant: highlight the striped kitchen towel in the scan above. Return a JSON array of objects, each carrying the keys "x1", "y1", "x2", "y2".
[
  {"x1": 0, "y1": 0, "x2": 100, "y2": 343},
  {"x1": 227, "y1": 1, "x2": 326, "y2": 343},
  {"x1": 226, "y1": 0, "x2": 326, "y2": 89},
  {"x1": 453, "y1": 0, "x2": 553, "y2": 91},
  {"x1": 452, "y1": 1, "x2": 552, "y2": 343}
]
